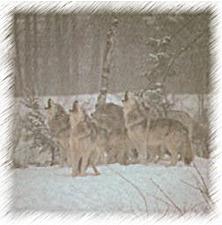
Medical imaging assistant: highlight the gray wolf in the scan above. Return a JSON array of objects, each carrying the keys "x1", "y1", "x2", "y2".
[
  {"x1": 166, "y1": 110, "x2": 193, "y2": 142},
  {"x1": 166, "y1": 110, "x2": 209, "y2": 158},
  {"x1": 45, "y1": 98, "x2": 71, "y2": 166},
  {"x1": 122, "y1": 91, "x2": 194, "y2": 166},
  {"x1": 92, "y1": 102, "x2": 131, "y2": 165},
  {"x1": 69, "y1": 100, "x2": 101, "y2": 176}
]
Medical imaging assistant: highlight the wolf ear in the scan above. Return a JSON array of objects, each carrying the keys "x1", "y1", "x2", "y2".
[
  {"x1": 45, "y1": 98, "x2": 52, "y2": 110},
  {"x1": 124, "y1": 91, "x2": 129, "y2": 101},
  {"x1": 70, "y1": 100, "x2": 79, "y2": 112}
]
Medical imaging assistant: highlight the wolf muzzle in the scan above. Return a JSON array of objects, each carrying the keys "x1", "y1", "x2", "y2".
[
  {"x1": 122, "y1": 91, "x2": 128, "y2": 103},
  {"x1": 69, "y1": 100, "x2": 79, "y2": 112},
  {"x1": 44, "y1": 98, "x2": 52, "y2": 110}
]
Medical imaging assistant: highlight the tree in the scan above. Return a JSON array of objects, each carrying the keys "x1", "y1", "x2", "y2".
[
  {"x1": 140, "y1": 14, "x2": 209, "y2": 117},
  {"x1": 13, "y1": 14, "x2": 59, "y2": 167},
  {"x1": 96, "y1": 16, "x2": 119, "y2": 107}
]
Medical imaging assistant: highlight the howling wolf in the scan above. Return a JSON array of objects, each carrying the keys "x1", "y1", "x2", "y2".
[
  {"x1": 69, "y1": 100, "x2": 101, "y2": 176},
  {"x1": 122, "y1": 91, "x2": 194, "y2": 166},
  {"x1": 45, "y1": 98, "x2": 71, "y2": 166}
]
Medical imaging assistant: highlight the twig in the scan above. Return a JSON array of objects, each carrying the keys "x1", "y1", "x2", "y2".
[
  {"x1": 189, "y1": 201, "x2": 207, "y2": 212},
  {"x1": 148, "y1": 193, "x2": 174, "y2": 209},
  {"x1": 180, "y1": 177, "x2": 210, "y2": 206},
  {"x1": 170, "y1": 17, "x2": 195, "y2": 41},
  {"x1": 106, "y1": 166, "x2": 149, "y2": 216},
  {"x1": 192, "y1": 163, "x2": 212, "y2": 206},
  {"x1": 181, "y1": 164, "x2": 212, "y2": 207},
  {"x1": 180, "y1": 179, "x2": 200, "y2": 191},
  {"x1": 155, "y1": 205, "x2": 170, "y2": 222},
  {"x1": 193, "y1": 163, "x2": 208, "y2": 194},
  {"x1": 151, "y1": 178, "x2": 182, "y2": 214},
  {"x1": 162, "y1": 28, "x2": 209, "y2": 83},
  {"x1": 129, "y1": 199, "x2": 139, "y2": 217}
]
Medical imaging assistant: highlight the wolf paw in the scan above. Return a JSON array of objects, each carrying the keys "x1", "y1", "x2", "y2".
[
  {"x1": 94, "y1": 172, "x2": 101, "y2": 176},
  {"x1": 79, "y1": 173, "x2": 87, "y2": 177}
]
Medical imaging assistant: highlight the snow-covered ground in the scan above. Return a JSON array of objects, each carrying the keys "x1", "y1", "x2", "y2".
[{"x1": 12, "y1": 157, "x2": 211, "y2": 215}]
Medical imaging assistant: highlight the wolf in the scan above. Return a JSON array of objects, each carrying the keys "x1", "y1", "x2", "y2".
[
  {"x1": 166, "y1": 110, "x2": 209, "y2": 158},
  {"x1": 69, "y1": 100, "x2": 101, "y2": 176},
  {"x1": 121, "y1": 92, "x2": 148, "y2": 163},
  {"x1": 92, "y1": 103, "x2": 125, "y2": 134},
  {"x1": 192, "y1": 121, "x2": 209, "y2": 158},
  {"x1": 166, "y1": 110, "x2": 193, "y2": 142},
  {"x1": 45, "y1": 98, "x2": 71, "y2": 166},
  {"x1": 91, "y1": 102, "x2": 131, "y2": 165},
  {"x1": 122, "y1": 91, "x2": 194, "y2": 166}
]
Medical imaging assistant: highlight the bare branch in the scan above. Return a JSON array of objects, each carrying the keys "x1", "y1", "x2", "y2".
[
  {"x1": 170, "y1": 17, "x2": 196, "y2": 41},
  {"x1": 148, "y1": 193, "x2": 174, "y2": 209},
  {"x1": 162, "y1": 28, "x2": 209, "y2": 83},
  {"x1": 193, "y1": 163, "x2": 208, "y2": 193},
  {"x1": 151, "y1": 178, "x2": 182, "y2": 214},
  {"x1": 155, "y1": 205, "x2": 170, "y2": 222},
  {"x1": 106, "y1": 166, "x2": 149, "y2": 216},
  {"x1": 180, "y1": 179, "x2": 200, "y2": 191},
  {"x1": 192, "y1": 163, "x2": 212, "y2": 206},
  {"x1": 180, "y1": 163, "x2": 212, "y2": 208}
]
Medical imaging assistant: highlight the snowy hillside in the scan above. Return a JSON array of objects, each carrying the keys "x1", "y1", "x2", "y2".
[{"x1": 12, "y1": 157, "x2": 211, "y2": 215}]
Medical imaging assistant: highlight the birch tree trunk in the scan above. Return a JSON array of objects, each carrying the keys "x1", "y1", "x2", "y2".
[{"x1": 96, "y1": 17, "x2": 118, "y2": 107}]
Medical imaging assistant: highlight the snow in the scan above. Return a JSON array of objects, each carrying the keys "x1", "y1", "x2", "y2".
[{"x1": 12, "y1": 157, "x2": 210, "y2": 215}]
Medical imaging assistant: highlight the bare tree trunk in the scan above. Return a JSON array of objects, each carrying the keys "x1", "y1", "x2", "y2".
[
  {"x1": 24, "y1": 14, "x2": 34, "y2": 96},
  {"x1": 69, "y1": 15, "x2": 79, "y2": 94},
  {"x1": 33, "y1": 14, "x2": 38, "y2": 79},
  {"x1": 67, "y1": 15, "x2": 73, "y2": 79},
  {"x1": 96, "y1": 17, "x2": 118, "y2": 107},
  {"x1": 48, "y1": 15, "x2": 57, "y2": 94},
  {"x1": 14, "y1": 14, "x2": 23, "y2": 96},
  {"x1": 55, "y1": 15, "x2": 66, "y2": 92}
]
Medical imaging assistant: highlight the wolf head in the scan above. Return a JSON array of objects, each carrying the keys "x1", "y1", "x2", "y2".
[
  {"x1": 122, "y1": 91, "x2": 138, "y2": 114},
  {"x1": 69, "y1": 100, "x2": 86, "y2": 127},
  {"x1": 45, "y1": 98, "x2": 67, "y2": 121}
]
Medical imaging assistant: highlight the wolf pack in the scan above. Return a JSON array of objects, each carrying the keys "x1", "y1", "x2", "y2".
[{"x1": 45, "y1": 91, "x2": 208, "y2": 177}]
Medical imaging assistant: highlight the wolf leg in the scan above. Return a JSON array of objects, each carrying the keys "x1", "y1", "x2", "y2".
[
  {"x1": 165, "y1": 142, "x2": 178, "y2": 166},
  {"x1": 137, "y1": 142, "x2": 148, "y2": 164},
  {"x1": 71, "y1": 158, "x2": 79, "y2": 177},
  {"x1": 89, "y1": 149, "x2": 101, "y2": 175},
  {"x1": 138, "y1": 152, "x2": 148, "y2": 164},
  {"x1": 92, "y1": 165, "x2": 100, "y2": 175},
  {"x1": 169, "y1": 146, "x2": 178, "y2": 166},
  {"x1": 79, "y1": 153, "x2": 89, "y2": 176},
  {"x1": 65, "y1": 142, "x2": 72, "y2": 167},
  {"x1": 59, "y1": 147, "x2": 66, "y2": 167},
  {"x1": 147, "y1": 145, "x2": 161, "y2": 163},
  {"x1": 153, "y1": 145, "x2": 162, "y2": 163},
  {"x1": 147, "y1": 147, "x2": 155, "y2": 163},
  {"x1": 70, "y1": 141, "x2": 80, "y2": 176},
  {"x1": 71, "y1": 154, "x2": 80, "y2": 177},
  {"x1": 118, "y1": 145, "x2": 128, "y2": 165}
]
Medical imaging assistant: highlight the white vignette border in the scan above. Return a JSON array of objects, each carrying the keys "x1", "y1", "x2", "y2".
[{"x1": 0, "y1": 1, "x2": 222, "y2": 225}]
